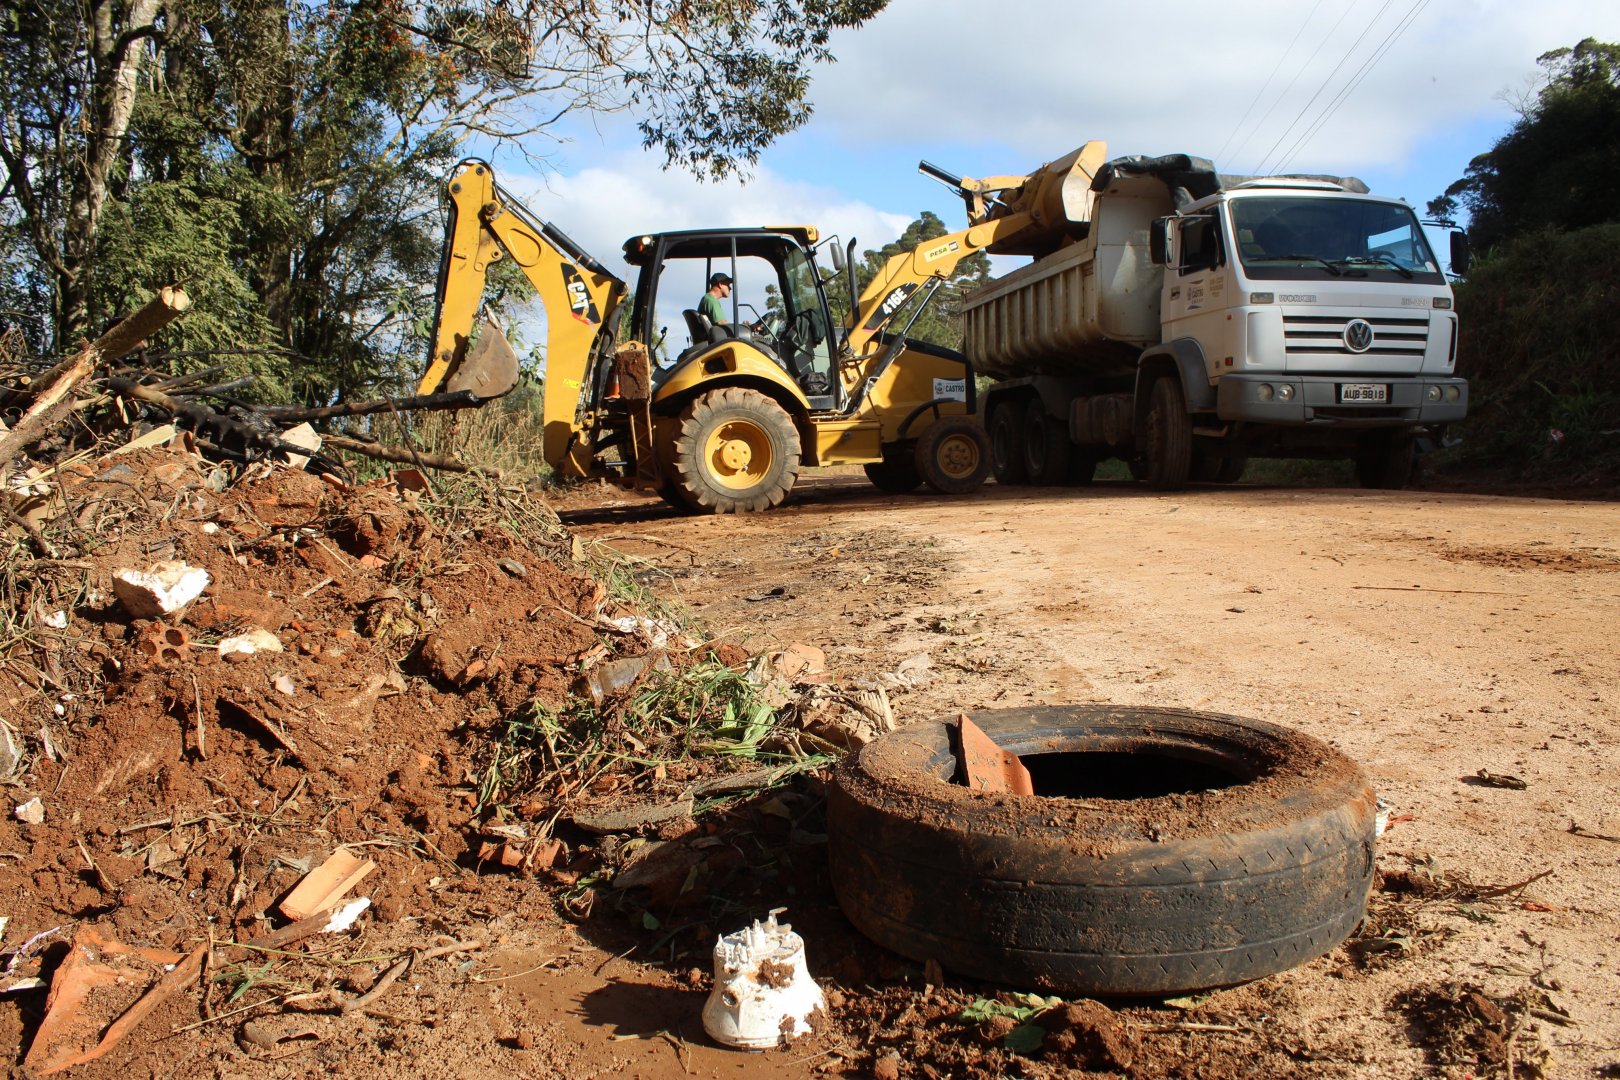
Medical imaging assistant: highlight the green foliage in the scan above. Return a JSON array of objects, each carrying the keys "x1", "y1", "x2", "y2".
[
  {"x1": 960, "y1": 993, "x2": 1062, "y2": 1023},
  {"x1": 1, "y1": 0, "x2": 891, "y2": 408},
  {"x1": 1449, "y1": 223, "x2": 1620, "y2": 478},
  {"x1": 1432, "y1": 38, "x2": 1620, "y2": 253}
]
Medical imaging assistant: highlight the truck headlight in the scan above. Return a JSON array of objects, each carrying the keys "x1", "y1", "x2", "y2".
[
  {"x1": 1276, "y1": 384, "x2": 1295, "y2": 402},
  {"x1": 1445, "y1": 385, "x2": 1461, "y2": 402},
  {"x1": 1258, "y1": 384, "x2": 1274, "y2": 401},
  {"x1": 1425, "y1": 385, "x2": 1443, "y2": 402}
]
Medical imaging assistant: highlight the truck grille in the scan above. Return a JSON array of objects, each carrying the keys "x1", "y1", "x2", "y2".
[{"x1": 1283, "y1": 314, "x2": 1428, "y2": 357}]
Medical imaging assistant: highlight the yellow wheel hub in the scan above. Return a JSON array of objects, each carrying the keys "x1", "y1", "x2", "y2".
[
  {"x1": 705, "y1": 419, "x2": 774, "y2": 490},
  {"x1": 937, "y1": 434, "x2": 981, "y2": 479}
]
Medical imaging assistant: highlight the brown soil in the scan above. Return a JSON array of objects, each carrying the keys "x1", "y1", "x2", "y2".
[{"x1": 3, "y1": 461, "x2": 1617, "y2": 1078}]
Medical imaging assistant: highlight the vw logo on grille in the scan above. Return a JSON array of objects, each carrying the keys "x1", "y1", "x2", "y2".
[{"x1": 1343, "y1": 318, "x2": 1375, "y2": 353}]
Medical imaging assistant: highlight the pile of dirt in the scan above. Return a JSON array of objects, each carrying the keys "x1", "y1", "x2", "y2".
[{"x1": 0, "y1": 445, "x2": 751, "y2": 1072}]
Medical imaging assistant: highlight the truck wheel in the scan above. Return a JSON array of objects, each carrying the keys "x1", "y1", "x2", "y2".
[
  {"x1": 828, "y1": 705, "x2": 1376, "y2": 996},
  {"x1": 1191, "y1": 452, "x2": 1247, "y2": 484},
  {"x1": 915, "y1": 416, "x2": 990, "y2": 495},
  {"x1": 1215, "y1": 456, "x2": 1248, "y2": 483},
  {"x1": 1355, "y1": 433, "x2": 1415, "y2": 489},
  {"x1": 1023, "y1": 398, "x2": 1071, "y2": 485},
  {"x1": 1143, "y1": 376, "x2": 1193, "y2": 490},
  {"x1": 670, "y1": 387, "x2": 800, "y2": 513},
  {"x1": 989, "y1": 405, "x2": 1028, "y2": 486},
  {"x1": 864, "y1": 451, "x2": 923, "y2": 494}
]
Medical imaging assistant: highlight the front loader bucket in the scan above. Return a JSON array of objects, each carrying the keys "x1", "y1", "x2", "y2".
[{"x1": 447, "y1": 315, "x2": 521, "y2": 399}]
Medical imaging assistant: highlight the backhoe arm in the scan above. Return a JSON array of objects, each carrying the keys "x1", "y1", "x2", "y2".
[
  {"x1": 419, "y1": 159, "x2": 626, "y2": 472},
  {"x1": 844, "y1": 211, "x2": 1034, "y2": 358}
]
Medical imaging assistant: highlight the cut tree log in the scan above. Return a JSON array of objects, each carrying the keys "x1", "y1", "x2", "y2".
[{"x1": 0, "y1": 285, "x2": 191, "y2": 473}]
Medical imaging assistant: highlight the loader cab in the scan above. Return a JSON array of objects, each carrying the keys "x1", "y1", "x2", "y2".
[{"x1": 622, "y1": 228, "x2": 842, "y2": 407}]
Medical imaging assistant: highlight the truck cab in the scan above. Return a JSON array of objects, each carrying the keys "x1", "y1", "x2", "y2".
[{"x1": 1160, "y1": 180, "x2": 1465, "y2": 441}]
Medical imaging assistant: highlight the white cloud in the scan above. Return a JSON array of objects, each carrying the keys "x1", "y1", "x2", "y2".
[{"x1": 810, "y1": 0, "x2": 1620, "y2": 175}]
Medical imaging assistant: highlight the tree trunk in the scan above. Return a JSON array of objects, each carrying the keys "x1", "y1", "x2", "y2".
[{"x1": 54, "y1": 0, "x2": 161, "y2": 350}]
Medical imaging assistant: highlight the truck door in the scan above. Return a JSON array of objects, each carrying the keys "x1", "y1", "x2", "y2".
[{"x1": 1162, "y1": 212, "x2": 1232, "y2": 383}]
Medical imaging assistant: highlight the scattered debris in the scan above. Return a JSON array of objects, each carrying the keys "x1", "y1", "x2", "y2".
[
  {"x1": 1474, "y1": 769, "x2": 1529, "y2": 790},
  {"x1": 702, "y1": 914, "x2": 825, "y2": 1049},
  {"x1": 280, "y1": 849, "x2": 377, "y2": 921},
  {"x1": 112, "y1": 560, "x2": 211, "y2": 618},
  {"x1": 13, "y1": 797, "x2": 44, "y2": 824},
  {"x1": 22, "y1": 925, "x2": 206, "y2": 1075},
  {"x1": 217, "y1": 627, "x2": 284, "y2": 659},
  {"x1": 953, "y1": 714, "x2": 1033, "y2": 795}
]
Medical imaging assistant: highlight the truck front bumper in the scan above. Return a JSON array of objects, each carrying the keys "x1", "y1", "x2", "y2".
[{"x1": 1216, "y1": 375, "x2": 1467, "y2": 427}]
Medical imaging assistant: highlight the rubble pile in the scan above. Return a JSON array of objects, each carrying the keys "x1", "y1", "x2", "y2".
[{"x1": 0, "y1": 416, "x2": 863, "y2": 1070}]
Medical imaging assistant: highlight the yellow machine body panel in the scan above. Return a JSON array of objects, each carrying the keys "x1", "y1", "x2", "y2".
[
  {"x1": 652, "y1": 342, "x2": 811, "y2": 411},
  {"x1": 418, "y1": 161, "x2": 625, "y2": 475}
]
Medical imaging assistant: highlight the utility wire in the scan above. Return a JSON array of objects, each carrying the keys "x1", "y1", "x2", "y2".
[
  {"x1": 1214, "y1": 0, "x2": 1326, "y2": 166},
  {"x1": 1252, "y1": 0, "x2": 1398, "y2": 176},
  {"x1": 1274, "y1": 0, "x2": 1433, "y2": 175},
  {"x1": 1228, "y1": 3, "x2": 1357, "y2": 169}
]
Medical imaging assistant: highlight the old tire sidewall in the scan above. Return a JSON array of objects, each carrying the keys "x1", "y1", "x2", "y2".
[
  {"x1": 672, "y1": 387, "x2": 800, "y2": 512},
  {"x1": 828, "y1": 705, "x2": 1376, "y2": 996}
]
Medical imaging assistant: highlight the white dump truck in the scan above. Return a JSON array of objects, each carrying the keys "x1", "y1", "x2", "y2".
[{"x1": 927, "y1": 142, "x2": 1469, "y2": 489}]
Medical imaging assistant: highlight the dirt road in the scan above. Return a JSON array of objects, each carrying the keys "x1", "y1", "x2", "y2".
[{"x1": 557, "y1": 473, "x2": 1620, "y2": 1076}]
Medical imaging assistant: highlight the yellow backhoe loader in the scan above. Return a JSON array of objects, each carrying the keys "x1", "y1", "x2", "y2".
[{"x1": 420, "y1": 159, "x2": 1040, "y2": 512}]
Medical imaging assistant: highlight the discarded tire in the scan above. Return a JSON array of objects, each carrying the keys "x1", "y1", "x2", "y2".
[{"x1": 828, "y1": 706, "x2": 1375, "y2": 996}]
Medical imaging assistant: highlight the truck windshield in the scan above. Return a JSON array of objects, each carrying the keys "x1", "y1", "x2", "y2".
[{"x1": 1230, "y1": 197, "x2": 1443, "y2": 283}]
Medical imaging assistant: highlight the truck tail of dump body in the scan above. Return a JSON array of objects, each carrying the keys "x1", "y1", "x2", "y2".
[{"x1": 962, "y1": 154, "x2": 1218, "y2": 382}]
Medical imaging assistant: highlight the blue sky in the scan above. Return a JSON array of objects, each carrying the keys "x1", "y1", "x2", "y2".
[{"x1": 482, "y1": 0, "x2": 1620, "y2": 338}]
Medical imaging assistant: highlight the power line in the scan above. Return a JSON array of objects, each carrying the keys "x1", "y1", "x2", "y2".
[
  {"x1": 1215, "y1": 0, "x2": 1326, "y2": 166},
  {"x1": 1274, "y1": 0, "x2": 1433, "y2": 175},
  {"x1": 1228, "y1": 3, "x2": 1357, "y2": 169},
  {"x1": 1252, "y1": 0, "x2": 1398, "y2": 176}
]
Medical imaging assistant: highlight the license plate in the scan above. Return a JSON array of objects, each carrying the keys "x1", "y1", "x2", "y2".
[{"x1": 1339, "y1": 383, "x2": 1387, "y2": 403}]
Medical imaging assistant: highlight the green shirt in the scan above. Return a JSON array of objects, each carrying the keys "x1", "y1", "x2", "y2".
[{"x1": 698, "y1": 292, "x2": 726, "y2": 325}]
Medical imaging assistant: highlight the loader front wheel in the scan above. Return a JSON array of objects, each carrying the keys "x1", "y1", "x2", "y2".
[
  {"x1": 915, "y1": 416, "x2": 991, "y2": 495},
  {"x1": 671, "y1": 387, "x2": 800, "y2": 513},
  {"x1": 1143, "y1": 376, "x2": 1193, "y2": 491}
]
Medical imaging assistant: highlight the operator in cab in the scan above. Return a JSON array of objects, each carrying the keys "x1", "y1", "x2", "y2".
[{"x1": 699, "y1": 272, "x2": 732, "y2": 326}]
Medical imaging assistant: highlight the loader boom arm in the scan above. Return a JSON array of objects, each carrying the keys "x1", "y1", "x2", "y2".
[
  {"x1": 419, "y1": 159, "x2": 626, "y2": 472},
  {"x1": 845, "y1": 210, "x2": 1035, "y2": 358}
]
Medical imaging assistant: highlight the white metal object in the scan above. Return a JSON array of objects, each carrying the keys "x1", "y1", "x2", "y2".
[{"x1": 701, "y1": 914, "x2": 825, "y2": 1050}]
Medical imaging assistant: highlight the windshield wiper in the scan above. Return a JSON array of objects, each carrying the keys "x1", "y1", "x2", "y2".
[
  {"x1": 1339, "y1": 254, "x2": 1414, "y2": 279},
  {"x1": 1274, "y1": 253, "x2": 1342, "y2": 276}
]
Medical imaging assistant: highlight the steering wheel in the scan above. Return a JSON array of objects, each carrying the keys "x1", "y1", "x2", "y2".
[{"x1": 753, "y1": 309, "x2": 786, "y2": 337}]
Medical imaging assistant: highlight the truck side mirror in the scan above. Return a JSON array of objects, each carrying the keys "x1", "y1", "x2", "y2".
[
  {"x1": 1149, "y1": 219, "x2": 1173, "y2": 266},
  {"x1": 830, "y1": 240, "x2": 846, "y2": 272},
  {"x1": 1449, "y1": 231, "x2": 1470, "y2": 276}
]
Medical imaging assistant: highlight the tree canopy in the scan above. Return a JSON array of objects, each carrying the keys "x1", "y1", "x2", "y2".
[
  {"x1": 1430, "y1": 38, "x2": 1620, "y2": 253},
  {"x1": 0, "y1": 0, "x2": 889, "y2": 401}
]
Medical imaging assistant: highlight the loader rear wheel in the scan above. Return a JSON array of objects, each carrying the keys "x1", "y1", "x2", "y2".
[
  {"x1": 828, "y1": 705, "x2": 1376, "y2": 996},
  {"x1": 915, "y1": 416, "x2": 990, "y2": 495},
  {"x1": 1023, "y1": 398, "x2": 1071, "y2": 485},
  {"x1": 989, "y1": 404, "x2": 1028, "y2": 486},
  {"x1": 1143, "y1": 376, "x2": 1193, "y2": 490},
  {"x1": 671, "y1": 387, "x2": 800, "y2": 513}
]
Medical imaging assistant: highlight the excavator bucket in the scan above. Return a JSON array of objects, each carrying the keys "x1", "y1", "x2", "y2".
[{"x1": 446, "y1": 315, "x2": 521, "y2": 400}]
